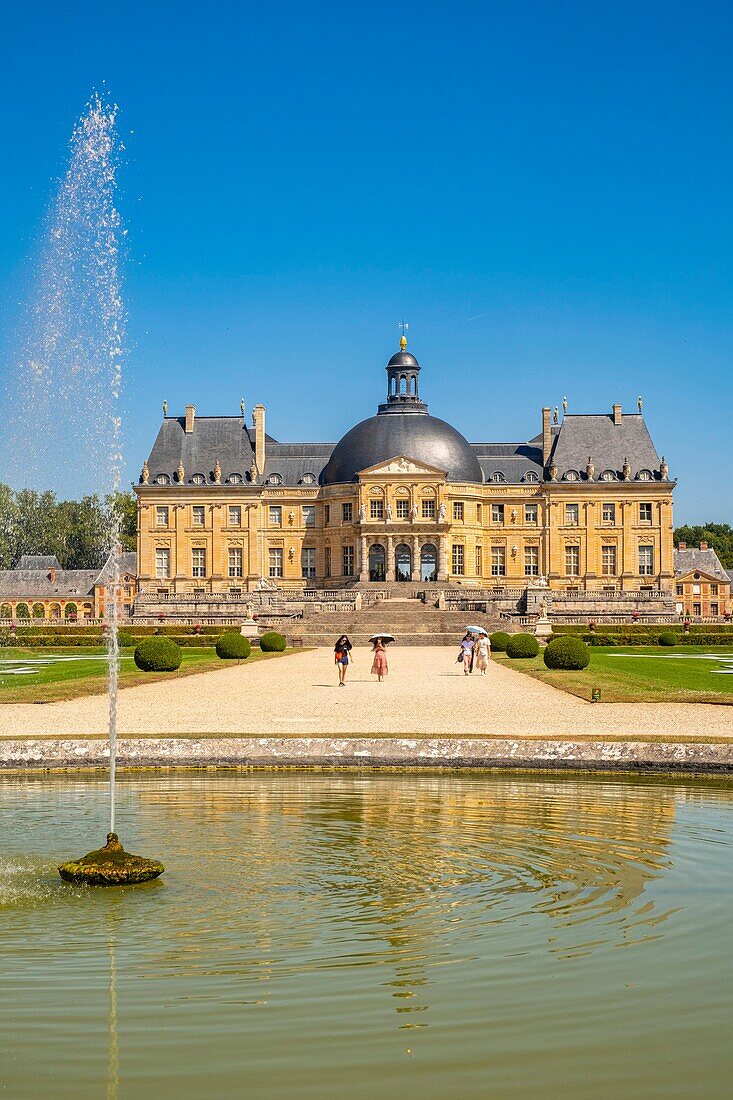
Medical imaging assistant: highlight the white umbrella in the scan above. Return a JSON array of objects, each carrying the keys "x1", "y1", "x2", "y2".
[{"x1": 466, "y1": 625, "x2": 488, "y2": 635}]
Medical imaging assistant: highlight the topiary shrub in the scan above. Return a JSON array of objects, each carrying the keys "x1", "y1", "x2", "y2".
[
  {"x1": 658, "y1": 631, "x2": 678, "y2": 647},
  {"x1": 505, "y1": 633, "x2": 540, "y2": 659},
  {"x1": 544, "y1": 635, "x2": 590, "y2": 670},
  {"x1": 489, "y1": 631, "x2": 511, "y2": 652},
  {"x1": 133, "y1": 637, "x2": 182, "y2": 672},
  {"x1": 216, "y1": 631, "x2": 252, "y2": 660},
  {"x1": 116, "y1": 630, "x2": 135, "y2": 649},
  {"x1": 259, "y1": 630, "x2": 286, "y2": 652}
]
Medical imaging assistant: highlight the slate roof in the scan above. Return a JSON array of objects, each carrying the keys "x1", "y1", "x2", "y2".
[
  {"x1": 728, "y1": 570, "x2": 733, "y2": 588},
  {"x1": 145, "y1": 417, "x2": 257, "y2": 484},
  {"x1": 0, "y1": 567, "x2": 98, "y2": 599},
  {"x1": 549, "y1": 414, "x2": 663, "y2": 480},
  {"x1": 471, "y1": 443, "x2": 544, "y2": 484},
  {"x1": 674, "y1": 547, "x2": 730, "y2": 583},
  {"x1": 16, "y1": 555, "x2": 61, "y2": 570},
  {"x1": 263, "y1": 444, "x2": 335, "y2": 487},
  {"x1": 94, "y1": 552, "x2": 138, "y2": 584}
]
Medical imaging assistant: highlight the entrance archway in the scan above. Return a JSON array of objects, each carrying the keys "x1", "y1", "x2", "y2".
[
  {"x1": 420, "y1": 543, "x2": 438, "y2": 582},
  {"x1": 395, "y1": 543, "x2": 411, "y2": 581},
  {"x1": 369, "y1": 543, "x2": 386, "y2": 582}
]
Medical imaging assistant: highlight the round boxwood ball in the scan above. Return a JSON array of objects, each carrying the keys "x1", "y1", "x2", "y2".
[
  {"x1": 259, "y1": 630, "x2": 286, "y2": 653},
  {"x1": 658, "y1": 630, "x2": 678, "y2": 646},
  {"x1": 505, "y1": 633, "x2": 540, "y2": 659},
  {"x1": 543, "y1": 635, "x2": 590, "y2": 670},
  {"x1": 489, "y1": 631, "x2": 511, "y2": 652},
  {"x1": 133, "y1": 637, "x2": 182, "y2": 672},
  {"x1": 216, "y1": 631, "x2": 252, "y2": 660}
]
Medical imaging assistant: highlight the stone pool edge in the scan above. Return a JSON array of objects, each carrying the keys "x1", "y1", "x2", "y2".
[{"x1": 1, "y1": 737, "x2": 732, "y2": 774}]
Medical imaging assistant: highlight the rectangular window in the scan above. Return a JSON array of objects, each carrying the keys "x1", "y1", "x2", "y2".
[
  {"x1": 475, "y1": 545, "x2": 482, "y2": 574},
  {"x1": 676, "y1": 584, "x2": 684, "y2": 596},
  {"x1": 325, "y1": 546, "x2": 332, "y2": 577},
  {"x1": 301, "y1": 547, "x2": 316, "y2": 578},
  {"x1": 693, "y1": 602, "x2": 701, "y2": 616},
  {"x1": 155, "y1": 506, "x2": 169, "y2": 528},
  {"x1": 711, "y1": 584, "x2": 718, "y2": 596},
  {"x1": 601, "y1": 544, "x2": 617, "y2": 576},
  {"x1": 228, "y1": 547, "x2": 243, "y2": 578},
  {"x1": 477, "y1": 502, "x2": 482, "y2": 523},
  {"x1": 639, "y1": 502, "x2": 653, "y2": 523},
  {"x1": 452, "y1": 544, "x2": 465, "y2": 575},
  {"x1": 342, "y1": 502, "x2": 352, "y2": 523},
  {"x1": 692, "y1": 583, "x2": 701, "y2": 595},
  {"x1": 711, "y1": 602, "x2": 719, "y2": 616},
  {"x1": 491, "y1": 545, "x2": 506, "y2": 576},
  {"x1": 525, "y1": 504, "x2": 538, "y2": 525},
  {"x1": 303, "y1": 505, "x2": 316, "y2": 527},
  {"x1": 155, "y1": 548, "x2": 170, "y2": 579},
  {"x1": 565, "y1": 545, "x2": 580, "y2": 576},
  {"x1": 228, "y1": 505, "x2": 241, "y2": 527},
  {"x1": 370, "y1": 499, "x2": 384, "y2": 520},
  {"x1": 453, "y1": 501, "x2": 464, "y2": 521},
  {"x1": 192, "y1": 505, "x2": 205, "y2": 527},
  {"x1": 342, "y1": 545, "x2": 355, "y2": 577},
  {"x1": 565, "y1": 504, "x2": 579, "y2": 526},
  {"x1": 396, "y1": 499, "x2": 409, "y2": 520},
  {"x1": 602, "y1": 502, "x2": 616, "y2": 524},
  {"x1": 324, "y1": 504, "x2": 330, "y2": 526},
  {"x1": 491, "y1": 503, "x2": 504, "y2": 524},
  {"x1": 269, "y1": 505, "x2": 282, "y2": 527},
  {"x1": 639, "y1": 545, "x2": 654, "y2": 575},
  {"x1": 268, "y1": 547, "x2": 283, "y2": 578},
  {"x1": 524, "y1": 545, "x2": 539, "y2": 576},
  {"x1": 192, "y1": 548, "x2": 207, "y2": 578},
  {"x1": 422, "y1": 499, "x2": 436, "y2": 519}
]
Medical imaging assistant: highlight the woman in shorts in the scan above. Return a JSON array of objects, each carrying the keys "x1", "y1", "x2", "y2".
[{"x1": 334, "y1": 635, "x2": 353, "y2": 686}]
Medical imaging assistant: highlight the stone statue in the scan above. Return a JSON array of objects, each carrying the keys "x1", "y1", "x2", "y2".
[
  {"x1": 411, "y1": 503, "x2": 419, "y2": 521},
  {"x1": 213, "y1": 460, "x2": 222, "y2": 484},
  {"x1": 438, "y1": 502, "x2": 446, "y2": 522},
  {"x1": 288, "y1": 510, "x2": 295, "y2": 525},
  {"x1": 250, "y1": 461, "x2": 258, "y2": 482},
  {"x1": 540, "y1": 596, "x2": 548, "y2": 617},
  {"x1": 386, "y1": 502, "x2": 393, "y2": 522},
  {"x1": 536, "y1": 573, "x2": 548, "y2": 588},
  {"x1": 359, "y1": 505, "x2": 366, "y2": 523},
  {"x1": 176, "y1": 461, "x2": 185, "y2": 484},
  {"x1": 141, "y1": 460, "x2": 149, "y2": 485}
]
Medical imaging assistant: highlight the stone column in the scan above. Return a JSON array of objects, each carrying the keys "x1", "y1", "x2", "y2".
[
  {"x1": 359, "y1": 535, "x2": 368, "y2": 582},
  {"x1": 411, "y1": 535, "x2": 420, "y2": 582},
  {"x1": 438, "y1": 536, "x2": 448, "y2": 582},
  {"x1": 386, "y1": 536, "x2": 395, "y2": 582}
]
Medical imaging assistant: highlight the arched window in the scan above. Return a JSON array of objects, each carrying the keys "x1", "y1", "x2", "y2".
[
  {"x1": 400, "y1": 375, "x2": 407, "y2": 395},
  {"x1": 267, "y1": 473, "x2": 283, "y2": 486},
  {"x1": 191, "y1": 473, "x2": 206, "y2": 485},
  {"x1": 524, "y1": 471, "x2": 539, "y2": 483},
  {"x1": 564, "y1": 470, "x2": 580, "y2": 482},
  {"x1": 301, "y1": 472, "x2": 316, "y2": 485},
  {"x1": 227, "y1": 473, "x2": 243, "y2": 485},
  {"x1": 637, "y1": 469, "x2": 653, "y2": 481},
  {"x1": 599, "y1": 470, "x2": 616, "y2": 482},
  {"x1": 491, "y1": 471, "x2": 506, "y2": 483},
  {"x1": 155, "y1": 473, "x2": 170, "y2": 485}
]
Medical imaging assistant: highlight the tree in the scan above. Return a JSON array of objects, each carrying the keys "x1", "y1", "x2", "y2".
[{"x1": 674, "y1": 524, "x2": 733, "y2": 569}]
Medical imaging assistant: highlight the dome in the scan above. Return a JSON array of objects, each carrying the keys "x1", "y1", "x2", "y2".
[
  {"x1": 386, "y1": 350, "x2": 420, "y2": 370},
  {"x1": 321, "y1": 411, "x2": 483, "y2": 484}
]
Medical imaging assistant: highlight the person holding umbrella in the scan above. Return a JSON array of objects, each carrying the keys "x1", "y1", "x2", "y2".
[
  {"x1": 334, "y1": 634, "x2": 353, "y2": 687},
  {"x1": 369, "y1": 632, "x2": 393, "y2": 682}
]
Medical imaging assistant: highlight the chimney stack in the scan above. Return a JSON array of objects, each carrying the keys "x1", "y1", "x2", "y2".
[
  {"x1": 678, "y1": 541, "x2": 686, "y2": 551},
  {"x1": 185, "y1": 404, "x2": 196, "y2": 433},
  {"x1": 699, "y1": 541, "x2": 708, "y2": 551},
  {"x1": 252, "y1": 404, "x2": 266, "y2": 475},
  {"x1": 612, "y1": 403, "x2": 622, "y2": 426},
  {"x1": 542, "y1": 407, "x2": 552, "y2": 466}
]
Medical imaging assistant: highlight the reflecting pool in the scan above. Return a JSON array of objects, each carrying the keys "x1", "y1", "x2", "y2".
[{"x1": 1, "y1": 772, "x2": 732, "y2": 1098}]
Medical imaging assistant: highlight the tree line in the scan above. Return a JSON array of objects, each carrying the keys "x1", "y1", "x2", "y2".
[
  {"x1": 0, "y1": 485, "x2": 136, "y2": 571},
  {"x1": 674, "y1": 523, "x2": 733, "y2": 569}
]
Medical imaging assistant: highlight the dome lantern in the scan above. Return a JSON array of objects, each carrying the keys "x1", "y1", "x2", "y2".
[{"x1": 382, "y1": 334, "x2": 425, "y2": 413}]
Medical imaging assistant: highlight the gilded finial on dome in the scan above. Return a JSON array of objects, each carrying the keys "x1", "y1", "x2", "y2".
[{"x1": 398, "y1": 319, "x2": 409, "y2": 350}]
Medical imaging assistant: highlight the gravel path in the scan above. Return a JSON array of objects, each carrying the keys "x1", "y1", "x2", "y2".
[{"x1": 0, "y1": 647, "x2": 731, "y2": 740}]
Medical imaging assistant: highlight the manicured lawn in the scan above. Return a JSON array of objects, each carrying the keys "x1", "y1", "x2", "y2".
[
  {"x1": 0, "y1": 647, "x2": 288, "y2": 704},
  {"x1": 496, "y1": 645, "x2": 733, "y2": 704}
]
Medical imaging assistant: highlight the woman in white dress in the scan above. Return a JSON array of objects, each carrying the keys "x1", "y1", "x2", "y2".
[{"x1": 474, "y1": 634, "x2": 491, "y2": 675}]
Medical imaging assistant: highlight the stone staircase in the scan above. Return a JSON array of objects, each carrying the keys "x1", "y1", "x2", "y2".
[{"x1": 260, "y1": 596, "x2": 509, "y2": 647}]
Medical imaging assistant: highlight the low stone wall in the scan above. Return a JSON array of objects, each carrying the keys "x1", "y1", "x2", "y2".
[{"x1": 1, "y1": 737, "x2": 732, "y2": 773}]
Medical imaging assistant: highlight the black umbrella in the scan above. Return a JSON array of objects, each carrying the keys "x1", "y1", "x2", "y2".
[{"x1": 368, "y1": 633, "x2": 396, "y2": 644}]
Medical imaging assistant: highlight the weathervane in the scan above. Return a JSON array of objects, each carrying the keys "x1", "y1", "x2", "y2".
[{"x1": 398, "y1": 319, "x2": 409, "y2": 350}]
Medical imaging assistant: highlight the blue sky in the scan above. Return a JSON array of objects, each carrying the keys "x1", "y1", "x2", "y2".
[{"x1": 1, "y1": 1, "x2": 731, "y2": 521}]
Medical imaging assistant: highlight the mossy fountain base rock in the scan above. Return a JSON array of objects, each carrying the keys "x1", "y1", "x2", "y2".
[{"x1": 58, "y1": 832, "x2": 164, "y2": 886}]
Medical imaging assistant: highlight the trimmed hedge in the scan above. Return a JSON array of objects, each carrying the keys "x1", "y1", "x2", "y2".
[
  {"x1": 133, "y1": 637, "x2": 182, "y2": 672},
  {"x1": 116, "y1": 631, "x2": 135, "y2": 648},
  {"x1": 489, "y1": 631, "x2": 512, "y2": 652},
  {"x1": 505, "y1": 633, "x2": 540, "y2": 659},
  {"x1": 216, "y1": 631, "x2": 251, "y2": 660},
  {"x1": 658, "y1": 631, "x2": 678, "y2": 647},
  {"x1": 544, "y1": 635, "x2": 590, "y2": 670},
  {"x1": 259, "y1": 631, "x2": 286, "y2": 653},
  {"x1": 548, "y1": 632, "x2": 732, "y2": 648}
]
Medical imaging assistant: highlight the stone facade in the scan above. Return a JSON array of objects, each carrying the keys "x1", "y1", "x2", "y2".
[
  {"x1": 674, "y1": 542, "x2": 732, "y2": 619},
  {"x1": 0, "y1": 553, "x2": 137, "y2": 621}
]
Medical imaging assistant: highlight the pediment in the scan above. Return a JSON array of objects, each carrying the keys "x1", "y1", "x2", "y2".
[{"x1": 357, "y1": 454, "x2": 448, "y2": 478}]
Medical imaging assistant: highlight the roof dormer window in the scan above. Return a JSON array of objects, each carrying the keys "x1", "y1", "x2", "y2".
[
  {"x1": 301, "y1": 472, "x2": 316, "y2": 485},
  {"x1": 155, "y1": 474, "x2": 170, "y2": 485},
  {"x1": 490, "y1": 471, "x2": 506, "y2": 483},
  {"x1": 599, "y1": 470, "x2": 616, "y2": 481},
  {"x1": 191, "y1": 473, "x2": 205, "y2": 485},
  {"x1": 227, "y1": 473, "x2": 243, "y2": 484},
  {"x1": 637, "y1": 469, "x2": 652, "y2": 481},
  {"x1": 267, "y1": 473, "x2": 283, "y2": 486},
  {"x1": 524, "y1": 471, "x2": 539, "y2": 483},
  {"x1": 564, "y1": 469, "x2": 580, "y2": 481}
]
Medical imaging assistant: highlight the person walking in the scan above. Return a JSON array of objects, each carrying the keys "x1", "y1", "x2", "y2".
[
  {"x1": 334, "y1": 635, "x2": 353, "y2": 686},
  {"x1": 474, "y1": 633, "x2": 491, "y2": 675},
  {"x1": 371, "y1": 638, "x2": 388, "y2": 682},
  {"x1": 459, "y1": 633, "x2": 474, "y2": 675}
]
